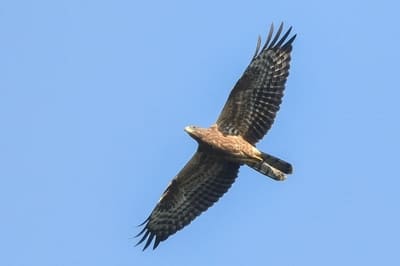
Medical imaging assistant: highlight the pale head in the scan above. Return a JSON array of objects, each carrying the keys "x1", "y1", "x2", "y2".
[
  {"x1": 184, "y1": 125, "x2": 205, "y2": 141},
  {"x1": 184, "y1": 125, "x2": 197, "y2": 134}
]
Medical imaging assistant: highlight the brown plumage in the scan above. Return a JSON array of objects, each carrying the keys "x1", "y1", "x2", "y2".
[{"x1": 137, "y1": 23, "x2": 296, "y2": 250}]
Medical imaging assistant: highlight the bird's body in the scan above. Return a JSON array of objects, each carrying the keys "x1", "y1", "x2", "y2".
[
  {"x1": 137, "y1": 23, "x2": 296, "y2": 250},
  {"x1": 185, "y1": 124, "x2": 262, "y2": 162},
  {"x1": 184, "y1": 124, "x2": 289, "y2": 181}
]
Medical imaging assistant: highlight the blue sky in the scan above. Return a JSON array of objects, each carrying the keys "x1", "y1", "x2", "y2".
[{"x1": 1, "y1": 0, "x2": 400, "y2": 265}]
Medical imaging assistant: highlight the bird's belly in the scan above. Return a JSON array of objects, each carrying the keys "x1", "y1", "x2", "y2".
[{"x1": 205, "y1": 135, "x2": 259, "y2": 160}]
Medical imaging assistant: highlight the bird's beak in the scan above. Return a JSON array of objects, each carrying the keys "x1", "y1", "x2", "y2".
[{"x1": 184, "y1": 126, "x2": 193, "y2": 133}]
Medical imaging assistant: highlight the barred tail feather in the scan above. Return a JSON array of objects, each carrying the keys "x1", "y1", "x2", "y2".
[
  {"x1": 260, "y1": 152, "x2": 292, "y2": 174},
  {"x1": 246, "y1": 153, "x2": 292, "y2": 181}
]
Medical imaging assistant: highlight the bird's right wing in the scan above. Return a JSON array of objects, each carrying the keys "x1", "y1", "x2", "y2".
[
  {"x1": 136, "y1": 149, "x2": 240, "y2": 250},
  {"x1": 216, "y1": 23, "x2": 296, "y2": 144}
]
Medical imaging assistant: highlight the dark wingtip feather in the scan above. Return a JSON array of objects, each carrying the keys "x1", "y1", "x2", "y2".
[
  {"x1": 135, "y1": 229, "x2": 150, "y2": 247},
  {"x1": 282, "y1": 34, "x2": 297, "y2": 49},
  {"x1": 143, "y1": 232, "x2": 155, "y2": 251},
  {"x1": 262, "y1": 23, "x2": 275, "y2": 51},
  {"x1": 275, "y1": 26, "x2": 292, "y2": 47},
  {"x1": 135, "y1": 217, "x2": 164, "y2": 250},
  {"x1": 137, "y1": 216, "x2": 150, "y2": 227},
  {"x1": 260, "y1": 23, "x2": 296, "y2": 54},
  {"x1": 135, "y1": 225, "x2": 147, "y2": 238},
  {"x1": 135, "y1": 217, "x2": 153, "y2": 249},
  {"x1": 153, "y1": 236, "x2": 162, "y2": 250},
  {"x1": 252, "y1": 35, "x2": 262, "y2": 60},
  {"x1": 267, "y1": 22, "x2": 284, "y2": 49}
]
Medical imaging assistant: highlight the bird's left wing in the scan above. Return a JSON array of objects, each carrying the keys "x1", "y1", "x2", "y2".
[
  {"x1": 216, "y1": 23, "x2": 296, "y2": 144},
  {"x1": 136, "y1": 149, "x2": 240, "y2": 250}
]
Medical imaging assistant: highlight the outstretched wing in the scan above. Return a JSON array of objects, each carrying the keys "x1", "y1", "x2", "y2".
[
  {"x1": 217, "y1": 23, "x2": 296, "y2": 144},
  {"x1": 136, "y1": 149, "x2": 240, "y2": 250}
]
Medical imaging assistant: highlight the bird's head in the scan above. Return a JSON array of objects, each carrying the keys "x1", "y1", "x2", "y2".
[
  {"x1": 184, "y1": 125, "x2": 197, "y2": 133},
  {"x1": 184, "y1": 125, "x2": 203, "y2": 141}
]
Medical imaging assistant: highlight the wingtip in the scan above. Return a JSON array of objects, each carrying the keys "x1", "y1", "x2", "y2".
[
  {"x1": 268, "y1": 22, "x2": 284, "y2": 48},
  {"x1": 275, "y1": 25, "x2": 294, "y2": 48},
  {"x1": 278, "y1": 22, "x2": 284, "y2": 32},
  {"x1": 136, "y1": 229, "x2": 150, "y2": 247},
  {"x1": 135, "y1": 219, "x2": 164, "y2": 251},
  {"x1": 282, "y1": 33, "x2": 297, "y2": 49},
  {"x1": 143, "y1": 232, "x2": 155, "y2": 250},
  {"x1": 263, "y1": 23, "x2": 275, "y2": 49},
  {"x1": 252, "y1": 35, "x2": 262, "y2": 60},
  {"x1": 153, "y1": 237, "x2": 161, "y2": 250},
  {"x1": 134, "y1": 226, "x2": 147, "y2": 238},
  {"x1": 261, "y1": 22, "x2": 296, "y2": 52}
]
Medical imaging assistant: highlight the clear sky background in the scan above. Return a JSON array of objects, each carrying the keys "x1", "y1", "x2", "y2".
[{"x1": 1, "y1": 0, "x2": 400, "y2": 265}]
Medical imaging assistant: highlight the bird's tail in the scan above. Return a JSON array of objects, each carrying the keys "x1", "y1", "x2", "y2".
[{"x1": 247, "y1": 152, "x2": 293, "y2": 181}]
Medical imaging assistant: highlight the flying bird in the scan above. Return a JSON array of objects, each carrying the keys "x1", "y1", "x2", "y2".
[{"x1": 137, "y1": 23, "x2": 296, "y2": 250}]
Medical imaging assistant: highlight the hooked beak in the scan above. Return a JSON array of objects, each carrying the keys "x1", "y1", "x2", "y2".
[{"x1": 184, "y1": 126, "x2": 194, "y2": 134}]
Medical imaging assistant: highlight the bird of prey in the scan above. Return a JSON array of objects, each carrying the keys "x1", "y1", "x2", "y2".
[{"x1": 137, "y1": 23, "x2": 296, "y2": 250}]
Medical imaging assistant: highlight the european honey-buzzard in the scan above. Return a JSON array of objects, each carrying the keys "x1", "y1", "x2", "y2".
[{"x1": 137, "y1": 23, "x2": 296, "y2": 250}]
